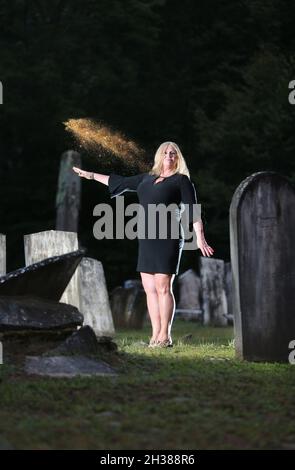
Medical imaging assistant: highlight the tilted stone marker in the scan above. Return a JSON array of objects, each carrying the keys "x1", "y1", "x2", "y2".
[
  {"x1": 79, "y1": 257, "x2": 115, "y2": 337},
  {"x1": 0, "y1": 249, "x2": 85, "y2": 301},
  {"x1": 0, "y1": 234, "x2": 6, "y2": 276},
  {"x1": 230, "y1": 171, "x2": 295, "y2": 362},
  {"x1": 200, "y1": 258, "x2": 228, "y2": 326},
  {"x1": 56, "y1": 150, "x2": 81, "y2": 232},
  {"x1": 24, "y1": 230, "x2": 81, "y2": 310}
]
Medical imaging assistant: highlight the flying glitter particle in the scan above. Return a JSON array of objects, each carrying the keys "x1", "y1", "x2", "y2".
[{"x1": 63, "y1": 118, "x2": 148, "y2": 171}]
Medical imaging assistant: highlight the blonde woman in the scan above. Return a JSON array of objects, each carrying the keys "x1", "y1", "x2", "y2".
[{"x1": 73, "y1": 142, "x2": 214, "y2": 348}]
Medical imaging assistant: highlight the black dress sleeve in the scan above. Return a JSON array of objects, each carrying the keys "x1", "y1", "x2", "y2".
[
  {"x1": 179, "y1": 174, "x2": 202, "y2": 230},
  {"x1": 108, "y1": 173, "x2": 146, "y2": 198}
]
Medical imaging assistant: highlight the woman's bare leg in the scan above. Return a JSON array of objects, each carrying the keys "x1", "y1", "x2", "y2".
[
  {"x1": 154, "y1": 273, "x2": 176, "y2": 342},
  {"x1": 140, "y1": 272, "x2": 161, "y2": 341}
]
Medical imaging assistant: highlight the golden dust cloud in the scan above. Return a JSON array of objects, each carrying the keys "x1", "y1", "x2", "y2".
[{"x1": 63, "y1": 118, "x2": 148, "y2": 172}]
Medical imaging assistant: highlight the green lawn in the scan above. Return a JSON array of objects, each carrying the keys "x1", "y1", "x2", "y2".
[{"x1": 0, "y1": 319, "x2": 295, "y2": 450}]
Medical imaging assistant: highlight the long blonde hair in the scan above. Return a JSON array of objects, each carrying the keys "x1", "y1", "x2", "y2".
[{"x1": 149, "y1": 141, "x2": 191, "y2": 178}]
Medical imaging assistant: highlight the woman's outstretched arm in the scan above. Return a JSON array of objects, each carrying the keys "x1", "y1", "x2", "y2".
[{"x1": 72, "y1": 166, "x2": 109, "y2": 185}]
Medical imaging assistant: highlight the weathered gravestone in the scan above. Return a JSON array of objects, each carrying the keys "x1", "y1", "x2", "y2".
[
  {"x1": 56, "y1": 149, "x2": 81, "y2": 232},
  {"x1": 110, "y1": 282, "x2": 147, "y2": 329},
  {"x1": 79, "y1": 257, "x2": 115, "y2": 337},
  {"x1": 176, "y1": 269, "x2": 202, "y2": 321},
  {"x1": 230, "y1": 171, "x2": 295, "y2": 362},
  {"x1": 200, "y1": 258, "x2": 228, "y2": 326},
  {"x1": 24, "y1": 230, "x2": 81, "y2": 310},
  {"x1": 224, "y1": 262, "x2": 234, "y2": 325},
  {"x1": 0, "y1": 249, "x2": 85, "y2": 300}
]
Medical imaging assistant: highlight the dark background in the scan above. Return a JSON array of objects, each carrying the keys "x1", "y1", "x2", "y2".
[{"x1": 1, "y1": 0, "x2": 295, "y2": 290}]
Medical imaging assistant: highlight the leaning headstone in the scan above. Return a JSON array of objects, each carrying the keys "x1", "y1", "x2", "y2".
[
  {"x1": 56, "y1": 150, "x2": 81, "y2": 232},
  {"x1": 230, "y1": 171, "x2": 295, "y2": 362},
  {"x1": 78, "y1": 258, "x2": 115, "y2": 337},
  {"x1": 0, "y1": 249, "x2": 85, "y2": 301},
  {"x1": 200, "y1": 258, "x2": 228, "y2": 326},
  {"x1": 24, "y1": 230, "x2": 81, "y2": 310},
  {"x1": 0, "y1": 234, "x2": 6, "y2": 276}
]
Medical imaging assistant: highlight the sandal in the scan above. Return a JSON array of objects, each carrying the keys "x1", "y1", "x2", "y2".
[{"x1": 155, "y1": 338, "x2": 173, "y2": 348}]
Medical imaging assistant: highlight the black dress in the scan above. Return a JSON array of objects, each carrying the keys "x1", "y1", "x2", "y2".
[{"x1": 108, "y1": 172, "x2": 200, "y2": 275}]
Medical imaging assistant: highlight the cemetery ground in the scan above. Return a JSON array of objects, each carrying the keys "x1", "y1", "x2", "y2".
[{"x1": 0, "y1": 319, "x2": 295, "y2": 450}]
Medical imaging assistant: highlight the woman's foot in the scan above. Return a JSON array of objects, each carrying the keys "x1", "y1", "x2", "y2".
[{"x1": 148, "y1": 336, "x2": 159, "y2": 348}]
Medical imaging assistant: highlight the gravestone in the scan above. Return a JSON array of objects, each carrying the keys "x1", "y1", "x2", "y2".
[
  {"x1": 110, "y1": 284, "x2": 147, "y2": 329},
  {"x1": 79, "y1": 257, "x2": 115, "y2": 337},
  {"x1": 0, "y1": 249, "x2": 85, "y2": 300},
  {"x1": 200, "y1": 258, "x2": 228, "y2": 326},
  {"x1": 56, "y1": 149, "x2": 81, "y2": 232},
  {"x1": 109, "y1": 287, "x2": 130, "y2": 328},
  {"x1": 176, "y1": 269, "x2": 202, "y2": 321},
  {"x1": 24, "y1": 230, "x2": 81, "y2": 310},
  {"x1": 0, "y1": 234, "x2": 5, "y2": 276},
  {"x1": 230, "y1": 171, "x2": 295, "y2": 362},
  {"x1": 224, "y1": 262, "x2": 233, "y2": 324},
  {"x1": 124, "y1": 284, "x2": 147, "y2": 328}
]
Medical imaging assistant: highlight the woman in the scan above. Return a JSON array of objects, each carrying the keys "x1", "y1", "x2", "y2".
[{"x1": 73, "y1": 142, "x2": 214, "y2": 348}]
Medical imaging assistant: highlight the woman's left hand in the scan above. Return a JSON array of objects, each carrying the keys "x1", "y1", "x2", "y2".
[{"x1": 197, "y1": 236, "x2": 215, "y2": 257}]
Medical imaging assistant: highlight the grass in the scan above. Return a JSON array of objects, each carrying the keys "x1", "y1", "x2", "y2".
[{"x1": 0, "y1": 318, "x2": 295, "y2": 450}]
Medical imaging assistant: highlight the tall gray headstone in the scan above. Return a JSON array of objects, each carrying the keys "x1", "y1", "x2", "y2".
[
  {"x1": 230, "y1": 171, "x2": 295, "y2": 362},
  {"x1": 200, "y1": 258, "x2": 228, "y2": 326},
  {"x1": 79, "y1": 257, "x2": 115, "y2": 337},
  {"x1": 0, "y1": 234, "x2": 6, "y2": 276},
  {"x1": 56, "y1": 150, "x2": 81, "y2": 232},
  {"x1": 24, "y1": 230, "x2": 80, "y2": 310}
]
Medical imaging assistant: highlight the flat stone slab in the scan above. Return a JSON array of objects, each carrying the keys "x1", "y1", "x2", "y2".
[
  {"x1": 25, "y1": 355, "x2": 118, "y2": 377},
  {"x1": 0, "y1": 296, "x2": 83, "y2": 331},
  {"x1": 0, "y1": 249, "x2": 86, "y2": 301}
]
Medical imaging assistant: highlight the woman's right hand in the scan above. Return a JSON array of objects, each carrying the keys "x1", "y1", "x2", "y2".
[{"x1": 72, "y1": 167, "x2": 93, "y2": 179}]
